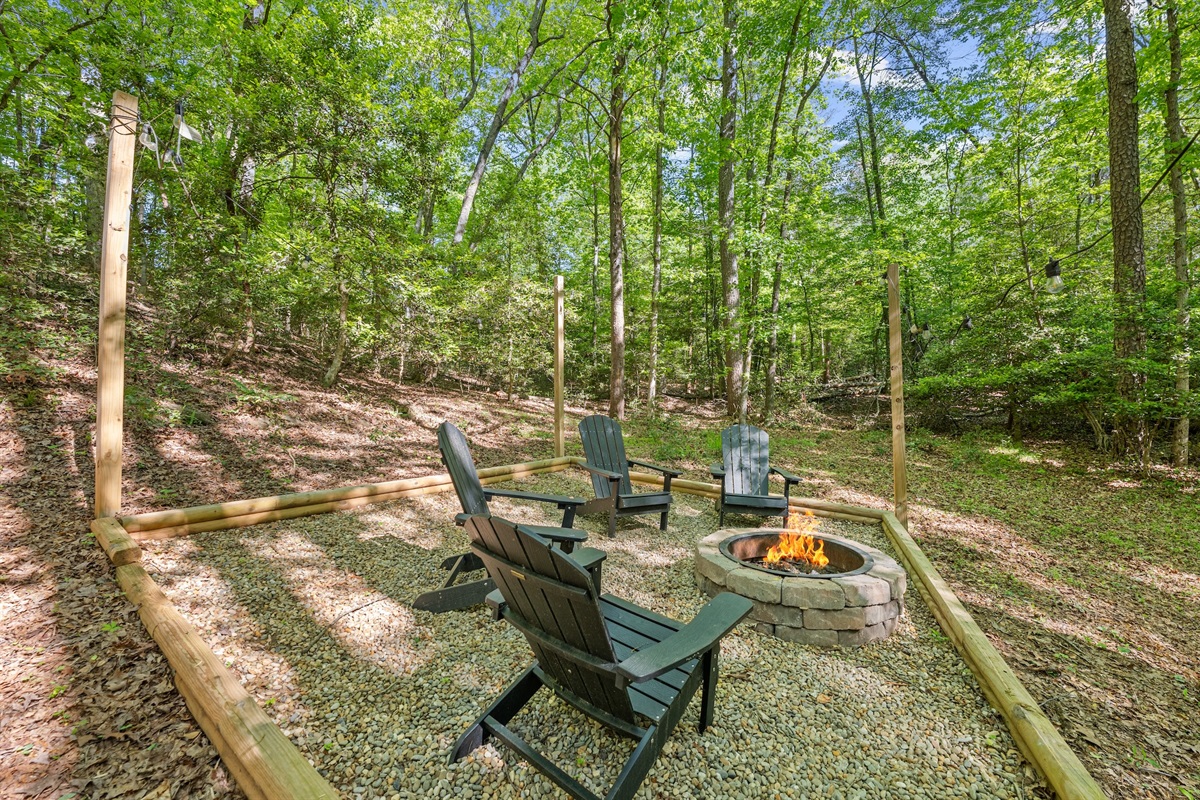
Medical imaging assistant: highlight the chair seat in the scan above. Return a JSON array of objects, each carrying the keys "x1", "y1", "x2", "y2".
[
  {"x1": 599, "y1": 595, "x2": 696, "y2": 724},
  {"x1": 723, "y1": 493, "x2": 788, "y2": 510},
  {"x1": 616, "y1": 492, "x2": 672, "y2": 510}
]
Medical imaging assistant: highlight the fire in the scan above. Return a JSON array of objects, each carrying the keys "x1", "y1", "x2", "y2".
[{"x1": 764, "y1": 511, "x2": 829, "y2": 569}]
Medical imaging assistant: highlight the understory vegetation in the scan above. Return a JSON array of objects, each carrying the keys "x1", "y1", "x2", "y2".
[{"x1": 2, "y1": 0, "x2": 1197, "y2": 466}]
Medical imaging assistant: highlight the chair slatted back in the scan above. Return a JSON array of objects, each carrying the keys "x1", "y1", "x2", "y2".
[
  {"x1": 721, "y1": 424, "x2": 771, "y2": 497},
  {"x1": 438, "y1": 422, "x2": 488, "y2": 516},
  {"x1": 466, "y1": 516, "x2": 636, "y2": 723},
  {"x1": 579, "y1": 415, "x2": 633, "y2": 498}
]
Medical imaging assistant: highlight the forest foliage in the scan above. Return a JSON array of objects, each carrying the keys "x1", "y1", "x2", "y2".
[{"x1": 1, "y1": 0, "x2": 1197, "y2": 463}]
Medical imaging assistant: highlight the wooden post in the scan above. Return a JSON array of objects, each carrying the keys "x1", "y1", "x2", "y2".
[
  {"x1": 95, "y1": 91, "x2": 138, "y2": 519},
  {"x1": 886, "y1": 262, "x2": 909, "y2": 528},
  {"x1": 554, "y1": 274, "x2": 565, "y2": 458}
]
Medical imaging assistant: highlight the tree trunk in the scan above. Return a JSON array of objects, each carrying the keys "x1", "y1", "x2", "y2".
[
  {"x1": 719, "y1": 0, "x2": 745, "y2": 422},
  {"x1": 854, "y1": 36, "x2": 886, "y2": 224},
  {"x1": 323, "y1": 275, "x2": 348, "y2": 387},
  {"x1": 608, "y1": 45, "x2": 628, "y2": 420},
  {"x1": 1165, "y1": 0, "x2": 1190, "y2": 467},
  {"x1": 451, "y1": 0, "x2": 547, "y2": 245},
  {"x1": 322, "y1": 172, "x2": 347, "y2": 387},
  {"x1": 648, "y1": 59, "x2": 666, "y2": 409},
  {"x1": 1104, "y1": 0, "x2": 1148, "y2": 463}
]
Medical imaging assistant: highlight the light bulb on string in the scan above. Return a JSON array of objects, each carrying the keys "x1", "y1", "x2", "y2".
[{"x1": 1044, "y1": 259, "x2": 1065, "y2": 295}]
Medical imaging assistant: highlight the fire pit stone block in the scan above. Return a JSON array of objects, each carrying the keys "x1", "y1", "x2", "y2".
[
  {"x1": 694, "y1": 526, "x2": 907, "y2": 648},
  {"x1": 695, "y1": 548, "x2": 733, "y2": 587},
  {"x1": 726, "y1": 568, "x2": 782, "y2": 604},
  {"x1": 838, "y1": 617, "x2": 898, "y2": 648},
  {"x1": 804, "y1": 607, "x2": 867, "y2": 631},
  {"x1": 781, "y1": 580, "x2": 846, "y2": 610},
  {"x1": 776, "y1": 626, "x2": 840, "y2": 647},
  {"x1": 833, "y1": 574, "x2": 892, "y2": 607}
]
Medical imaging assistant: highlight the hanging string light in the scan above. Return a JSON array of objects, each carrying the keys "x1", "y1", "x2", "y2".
[{"x1": 1044, "y1": 259, "x2": 1065, "y2": 294}]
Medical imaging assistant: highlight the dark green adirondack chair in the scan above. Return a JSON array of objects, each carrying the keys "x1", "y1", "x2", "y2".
[
  {"x1": 413, "y1": 422, "x2": 593, "y2": 613},
  {"x1": 576, "y1": 414, "x2": 681, "y2": 537},
  {"x1": 451, "y1": 516, "x2": 752, "y2": 800},
  {"x1": 710, "y1": 424, "x2": 801, "y2": 527}
]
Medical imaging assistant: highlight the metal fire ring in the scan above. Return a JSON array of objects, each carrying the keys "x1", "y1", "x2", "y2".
[{"x1": 718, "y1": 531, "x2": 876, "y2": 579}]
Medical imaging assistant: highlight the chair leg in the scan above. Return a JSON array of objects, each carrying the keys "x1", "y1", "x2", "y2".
[
  {"x1": 718, "y1": 507, "x2": 725, "y2": 528},
  {"x1": 659, "y1": 510, "x2": 668, "y2": 531},
  {"x1": 608, "y1": 725, "x2": 664, "y2": 800},
  {"x1": 607, "y1": 508, "x2": 617, "y2": 538},
  {"x1": 450, "y1": 666, "x2": 543, "y2": 764},
  {"x1": 699, "y1": 645, "x2": 719, "y2": 733}
]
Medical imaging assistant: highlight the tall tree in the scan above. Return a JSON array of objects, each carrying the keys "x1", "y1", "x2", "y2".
[
  {"x1": 719, "y1": 0, "x2": 745, "y2": 421},
  {"x1": 1163, "y1": 0, "x2": 1190, "y2": 467},
  {"x1": 452, "y1": 0, "x2": 550, "y2": 245},
  {"x1": 606, "y1": 0, "x2": 629, "y2": 419},
  {"x1": 1103, "y1": 0, "x2": 1148, "y2": 463}
]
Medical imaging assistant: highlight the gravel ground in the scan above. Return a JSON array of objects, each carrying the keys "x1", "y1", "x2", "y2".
[{"x1": 143, "y1": 473, "x2": 1046, "y2": 800}]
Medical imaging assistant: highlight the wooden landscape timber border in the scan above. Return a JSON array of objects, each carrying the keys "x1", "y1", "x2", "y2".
[
  {"x1": 90, "y1": 453, "x2": 1103, "y2": 800},
  {"x1": 626, "y1": 464, "x2": 1106, "y2": 800},
  {"x1": 92, "y1": 455, "x2": 574, "y2": 800}
]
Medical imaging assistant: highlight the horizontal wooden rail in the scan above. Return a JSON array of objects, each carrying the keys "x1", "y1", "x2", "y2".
[
  {"x1": 123, "y1": 457, "x2": 575, "y2": 541},
  {"x1": 92, "y1": 517, "x2": 142, "y2": 565},
  {"x1": 116, "y1": 563, "x2": 339, "y2": 800},
  {"x1": 121, "y1": 457, "x2": 574, "y2": 533},
  {"x1": 878, "y1": 512, "x2": 1105, "y2": 800},
  {"x1": 622, "y1": 466, "x2": 883, "y2": 524}
]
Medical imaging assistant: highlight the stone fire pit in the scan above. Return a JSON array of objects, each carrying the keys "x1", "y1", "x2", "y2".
[{"x1": 695, "y1": 527, "x2": 908, "y2": 647}]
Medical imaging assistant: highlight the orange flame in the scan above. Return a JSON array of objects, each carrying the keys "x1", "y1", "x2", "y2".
[{"x1": 764, "y1": 510, "x2": 829, "y2": 569}]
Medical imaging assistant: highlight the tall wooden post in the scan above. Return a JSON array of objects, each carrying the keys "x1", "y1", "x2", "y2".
[
  {"x1": 886, "y1": 262, "x2": 909, "y2": 528},
  {"x1": 95, "y1": 91, "x2": 138, "y2": 519},
  {"x1": 553, "y1": 275, "x2": 565, "y2": 458}
]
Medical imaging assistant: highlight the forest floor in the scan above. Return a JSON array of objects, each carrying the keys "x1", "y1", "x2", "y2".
[{"x1": 2, "y1": 291, "x2": 1198, "y2": 799}]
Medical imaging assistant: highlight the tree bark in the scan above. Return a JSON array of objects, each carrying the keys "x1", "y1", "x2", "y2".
[
  {"x1": 1164, "y1": 0, "x2": 1190, "y2": 467},
  {"x1": 1104, "y1": 0, "x2": 1148, "y2": 464},
  {"x1": 607, "y1": 40, "x2": 628, "y2": 419},
  {"x1": 853, "y1": 36, "x2": 886, "y2": 225},
  {"x1": 719, "y1": 0, "x2": 745, "y2": 422},
  {"x1": 648, "y1": 56, "x2": 666, "y2": 409},
  {"x1": 451, "y1": 0, "x2": 548, "y2": 245},
  {"x1": 322, "y1": 173, "x2": 347, "y2": 387}
]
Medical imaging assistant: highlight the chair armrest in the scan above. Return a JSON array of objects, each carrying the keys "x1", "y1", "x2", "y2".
[
  {"x1": 571, "y1": 547, "x2": 607, "y2": 573},
  {"x1": 709, "y1": 464, "x2": 726, "y2": 479},
  {"x1": 615, "y1": 593, "x2": 752, "y2": 685},
  {"x1": 573, "y1": 461, "x2": 623, "y2": 481},
  {"x1": 770, "y1": 465, "x2": 801, "y2": 484},
  {"x1": 484, "y1": 488, "x2": 586, "y2": 508},
  {"x1": 627, "y1": 458, "x2": 683, "y2": 478},
  {"x1": 454, "y1": 512, "x2": 472, "y2": 527},
  {"x1": 518, "y1": 524, "x2": 588, "y2": 547}
]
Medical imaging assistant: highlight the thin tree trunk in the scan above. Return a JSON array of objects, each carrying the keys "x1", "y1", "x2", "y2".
[
  {"x1": 452, "y1": 0, "x2": 548, "y2": 245},
  {"x1": 720, "y1": 0, "x2": 745, "y2": 422},
  {"x1": 608, "y1": 40, "x2": 628, "y2": 419},
  {"x1": 1162, "y1": 0, "x2": 1191, "y2": 466},
  {"x1": 1104, "y1": 0, "x2": 1148, "y2": 463},
  {"x1": 855, "y1": 118, "x2": 876, "y2": 233},
  {"x1": 648, "y1": 56, "x2": 666, "y2": 409},
  {"x1": 1013, "y1": 120, "x2": 1045, "y2": 329},
  {"x1": 322, "y1": 173, "x2": 347, "y2": 387},
  {"x1": 854, "y1": 36, "x2": 886, "y2": 224}
]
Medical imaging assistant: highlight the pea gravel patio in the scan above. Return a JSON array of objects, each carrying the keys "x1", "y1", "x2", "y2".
[{"x1": 142, "y1": 473, "x2": 1046, "y2": 800}]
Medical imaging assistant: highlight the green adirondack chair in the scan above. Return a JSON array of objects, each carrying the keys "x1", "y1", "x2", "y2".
[
  {"x1": 576, "y1": 414, "x2": 681, "y2": 537},
  {"x1": 710, "y1": 424, "x2": 801, "y2": 527},
  {"x1": 451, "y1": 515, "x2": 752, "y2": 800},
  {"x1": 413, "y1": 422, "x2": 594, "y2": 613}
]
